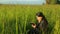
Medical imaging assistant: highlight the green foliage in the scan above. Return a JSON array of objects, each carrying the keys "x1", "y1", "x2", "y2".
[
  {"x1": 0, "y1": 5, "x2": 60, "y2": 34},
  {"x1": 50, "y1": 0, "x2": 57, "y2": 4}
]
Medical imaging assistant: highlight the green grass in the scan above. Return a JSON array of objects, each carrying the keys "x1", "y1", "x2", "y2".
[{"x1": 0, "y1": 5, "x2": 60, "y2": 34}]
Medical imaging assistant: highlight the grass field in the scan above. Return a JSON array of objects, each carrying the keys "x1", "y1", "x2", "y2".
[{"x1": 0, "y1": 5, "x2": 60, "y2": 34}]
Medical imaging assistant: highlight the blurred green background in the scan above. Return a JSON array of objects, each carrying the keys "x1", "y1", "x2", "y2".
[{"x1": 0, "y1": 5, "x2": 60, "y2": 34}]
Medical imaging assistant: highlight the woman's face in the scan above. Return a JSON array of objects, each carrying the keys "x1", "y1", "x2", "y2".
[{"x1": 36, "y1": 16, "x2": 43, "y2": 22}]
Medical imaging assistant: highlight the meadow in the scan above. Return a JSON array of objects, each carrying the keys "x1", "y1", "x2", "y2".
[{"x1": 0, "y1": 5, "x2": 60, "y2": 34}]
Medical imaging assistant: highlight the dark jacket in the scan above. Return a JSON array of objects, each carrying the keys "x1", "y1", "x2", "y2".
[
  {"x1": 28, "y1": 19, "x2": 48, "y2": 34},
  {"x1": 36, "y1": 19, "x2": 48, "y2": 34},
  {"x1": 28, "y1": 28, "x2": 41, "y2": 34}
]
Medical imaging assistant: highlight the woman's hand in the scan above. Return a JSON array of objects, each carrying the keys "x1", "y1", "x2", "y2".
[{"x1": 31, "y1": 23, "x2": 36, "y2": 29}]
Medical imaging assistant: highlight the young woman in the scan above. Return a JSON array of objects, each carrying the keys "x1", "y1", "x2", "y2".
[
  {"x1": 28, "y1": 12, "x2": 48, "y2": 34},
  {"x1": 36, "y1": 12, "x2": 48, "y2": 34}
]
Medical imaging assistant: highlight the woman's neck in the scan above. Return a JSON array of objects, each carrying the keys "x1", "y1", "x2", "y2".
[
  {"x1": 38, "y1": 20, "x2": 41, "y2": 23},
  {"x1": 38, "y1": 19, "x2": 43, "y2": 23}
]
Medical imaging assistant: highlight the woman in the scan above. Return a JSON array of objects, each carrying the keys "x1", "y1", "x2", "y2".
[
  {"x1": 36, "y1": 12, "x2": 48, "y2": 34},
  {"x1": 28, "y1": 12, "x2": 48, "y2": 34}
]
